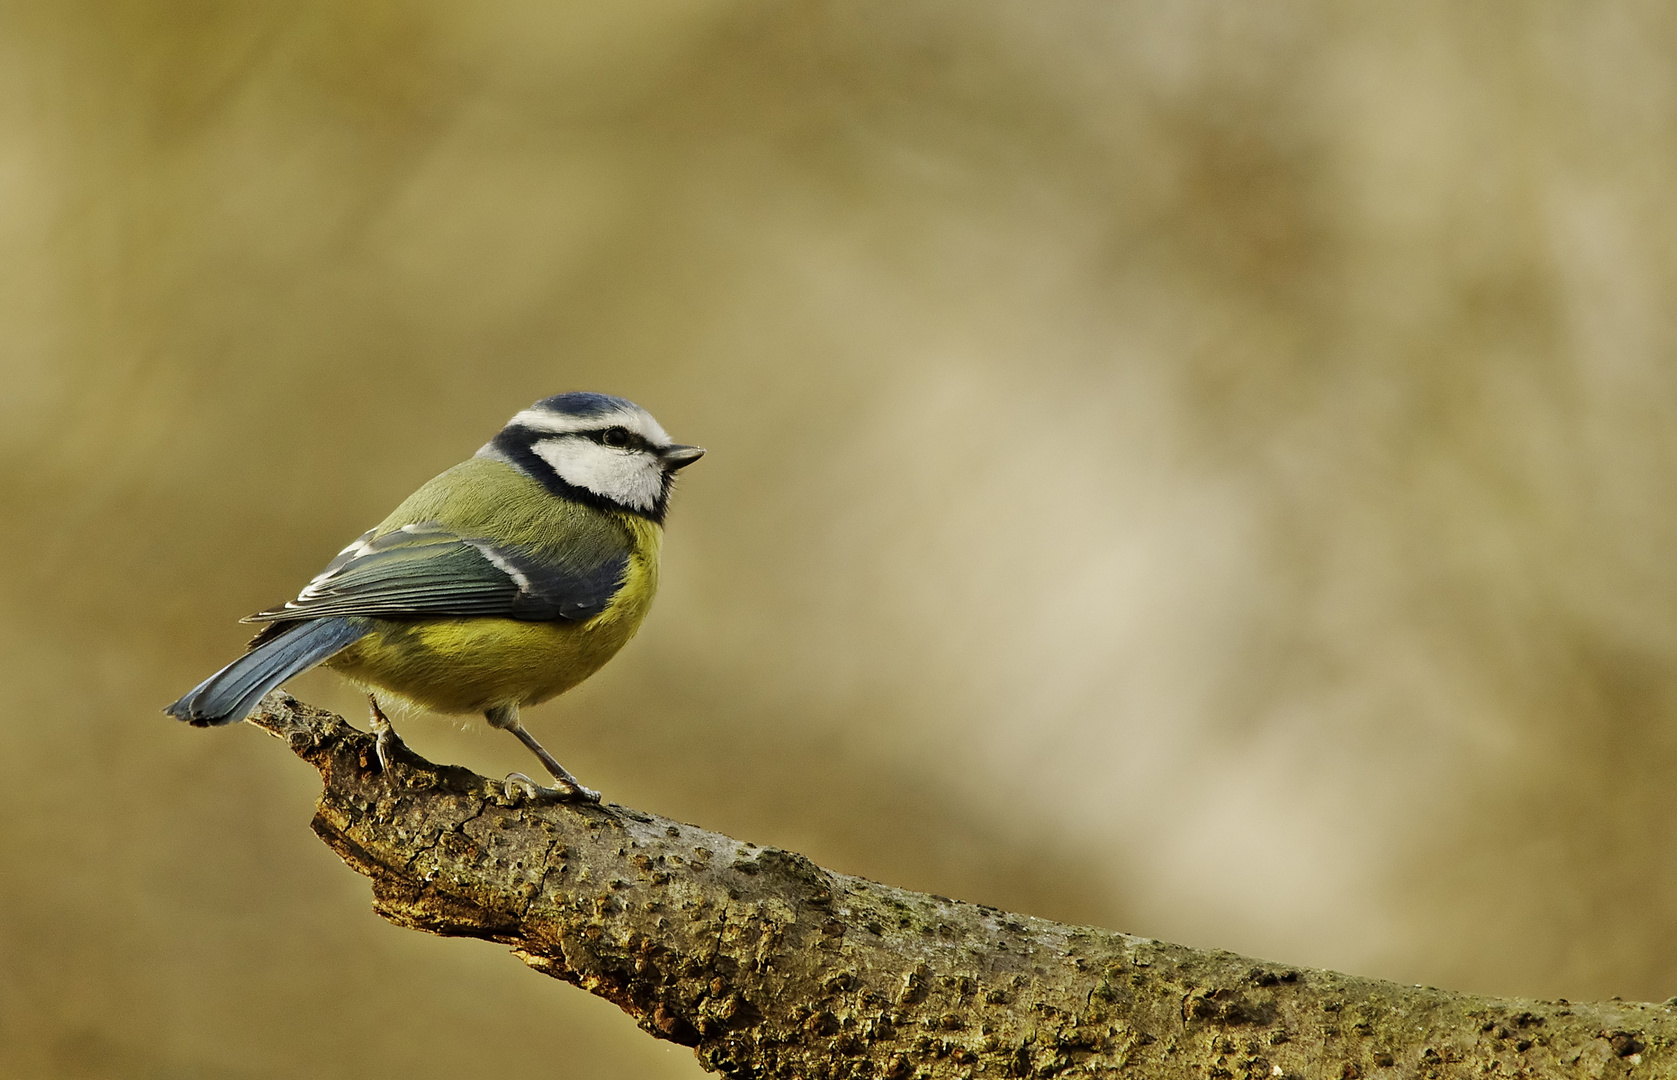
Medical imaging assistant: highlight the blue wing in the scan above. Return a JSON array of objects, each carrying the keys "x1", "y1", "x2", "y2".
[{"x1": 246, "y1": 523, "x2": 627, "y2": 624}]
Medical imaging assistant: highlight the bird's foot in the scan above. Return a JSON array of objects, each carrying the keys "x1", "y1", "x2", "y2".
[
  {"x1": 367, "y1": 695, "x2": 402, "y2": 773},
  {"x1": 485, "y1": 705, "x2": 602, "y2": 803},
  {"x1": 503, "y1": 772, "x2": 601, "y2": 805}
]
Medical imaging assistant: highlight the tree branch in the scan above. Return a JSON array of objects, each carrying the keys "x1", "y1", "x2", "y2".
[{"x1": 247, "y1": 692, "x2": 1671, "y2": 1079}]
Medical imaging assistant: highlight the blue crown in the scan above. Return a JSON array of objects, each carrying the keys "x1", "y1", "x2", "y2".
[{"x1": 533, "y1": 392, "x2": 640, "y2": 418}]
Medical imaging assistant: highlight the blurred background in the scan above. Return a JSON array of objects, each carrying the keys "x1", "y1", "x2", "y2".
[{"x1": 5, "y1": 1, "x2": 1677, "y2": 1076}]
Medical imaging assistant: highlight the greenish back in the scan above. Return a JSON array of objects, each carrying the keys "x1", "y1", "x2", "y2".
[{"x1": 377, "y1": 457, "x2": 638, "y2": 573}]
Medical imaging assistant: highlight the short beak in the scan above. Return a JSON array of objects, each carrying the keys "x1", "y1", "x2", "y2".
[{"x1": 659, "y1": 444, "x2": 706, "y2": 471}]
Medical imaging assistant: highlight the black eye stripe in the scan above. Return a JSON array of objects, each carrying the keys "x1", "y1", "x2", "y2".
[{"x1": 590, "y1": 426, "x2": 647, "y2": 452}]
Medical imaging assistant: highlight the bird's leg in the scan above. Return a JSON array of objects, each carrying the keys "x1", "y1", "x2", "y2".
[
  {"x1": 486, "y1": 703, "x2": 600, "y2": 804},
  {"x1": 367, "y1": 694, "x2": 402, "y2": 773}
]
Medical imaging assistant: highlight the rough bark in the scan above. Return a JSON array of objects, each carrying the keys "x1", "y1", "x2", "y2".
[{"x1": 248, "y1": 691, "x2": 1674, "y2": 1079}]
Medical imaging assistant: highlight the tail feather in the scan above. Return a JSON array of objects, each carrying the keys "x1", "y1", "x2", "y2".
[{"x1": 165, "y1": 616, "x2": 370, "y2": 727}]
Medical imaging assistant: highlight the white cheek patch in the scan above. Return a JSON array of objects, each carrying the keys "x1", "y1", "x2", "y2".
[{"x1": 532, "y1": 438, "x2": 664, "y2": 512}]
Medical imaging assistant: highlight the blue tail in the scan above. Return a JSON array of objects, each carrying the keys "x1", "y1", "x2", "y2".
[{"x1": 164, "y1": 617, "x2": 370, "y2": 727}]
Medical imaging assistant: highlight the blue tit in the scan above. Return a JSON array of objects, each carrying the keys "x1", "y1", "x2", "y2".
[{"x1": 164, "y1": 392, "x2": 704, "y2": 802}]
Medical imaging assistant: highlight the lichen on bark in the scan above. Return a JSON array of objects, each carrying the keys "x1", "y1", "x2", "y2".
[{"x1": 248, "y1": 692, "x2": 1677, "y2": 1079}]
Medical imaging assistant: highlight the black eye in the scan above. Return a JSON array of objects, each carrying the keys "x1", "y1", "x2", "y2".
[{"x1": 600, "y1": 426, "x2": 632, "y2": 449}]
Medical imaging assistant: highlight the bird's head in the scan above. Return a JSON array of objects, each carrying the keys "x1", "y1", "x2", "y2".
[{"x1": 480, "y1": 392, "x2": 704, "y2": 522}]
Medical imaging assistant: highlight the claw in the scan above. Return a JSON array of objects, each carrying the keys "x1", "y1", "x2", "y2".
[
  {"x1": 503, "y1": 772, "x2": 601, "y2": 804},
  {"x1": 367, "y1": 694, "x2": 400, "y2": 773}
]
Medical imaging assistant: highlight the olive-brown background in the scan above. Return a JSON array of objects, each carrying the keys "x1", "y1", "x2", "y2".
[{"x1": 6, "y1": 2, "x2": 1677, "y2": 1076}]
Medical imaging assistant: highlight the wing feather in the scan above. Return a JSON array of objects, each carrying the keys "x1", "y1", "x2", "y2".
[{"x1": 246, "y1": 523, "x2": 626, "y2": 624}]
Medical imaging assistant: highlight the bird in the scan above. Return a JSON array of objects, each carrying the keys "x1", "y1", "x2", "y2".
[{"x1": 164, "y1": 392, "x2": 704, "y2": 802}]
